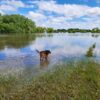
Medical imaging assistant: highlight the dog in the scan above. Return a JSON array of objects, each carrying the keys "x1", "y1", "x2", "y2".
[
  {"x1": 36, "y1": 50, "x2": 51, "y2": 61},
  {"x1": 40, "y1": 59, "x2": 49, "y2": 68}
]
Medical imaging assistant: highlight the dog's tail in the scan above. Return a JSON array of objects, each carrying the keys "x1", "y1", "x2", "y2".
[{"x1": 36, "y1": 49, "x2": 40, "y2": 53}]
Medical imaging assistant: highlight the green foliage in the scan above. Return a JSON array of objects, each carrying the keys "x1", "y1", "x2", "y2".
[
  {"x1": 86, "y1": 47, "x2": 94, "y2": 57},
  {"x1": 46, "y1": 28, "x2": 54, "y2": 33},
  {"x1": 0, "y1": 61, "x2": 100, "y2": 100},
  {"x1": 35, "y1": 26, "x2": 45, "y2": 33},
  {"x1": 67, "y1": 28, "x2": 91, "y2": 33},
  {"x1": 92, "y1": 28, "x2": 100, "y2": 33},
  {"x1": 86, "y1": 43, "x2": 96, "y2": 57},
  {"x1": 0, "y1": 14, "x2": 100, "y2": 34},
  {"x1": 54, "y1": 29, "x2": 67, "y2": 33},
  {"x1": 0, "y1": 14, "x2": 36, "y2": 34},
  {"x1": 54, "y1": 28, "x2": 100, "y2": 33}
]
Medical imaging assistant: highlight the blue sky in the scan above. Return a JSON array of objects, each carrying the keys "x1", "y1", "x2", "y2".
[{"x1": 0, "y1": 0, "x2": 100, "y2": 29}]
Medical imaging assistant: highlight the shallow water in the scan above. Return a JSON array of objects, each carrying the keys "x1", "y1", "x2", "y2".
[{"x1": 0, "y1": 33, "x2": 100, "y2": 75}]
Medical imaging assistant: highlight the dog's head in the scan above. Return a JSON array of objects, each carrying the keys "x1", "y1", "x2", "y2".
[{"x1": 46, "y1": 50, "x2": 51, "y2": 54}]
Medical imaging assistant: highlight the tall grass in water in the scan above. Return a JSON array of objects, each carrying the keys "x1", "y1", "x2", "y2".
[
  {"x1": 86, "y1": 43, "x2": 96, "y2": 57},
  {"x1": 0, "y1": 61, "x2": 100, "y2": 100}
]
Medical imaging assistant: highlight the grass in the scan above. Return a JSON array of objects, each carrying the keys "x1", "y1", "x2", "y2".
[
  {"x1": 86, "y1": 43, "x2": 96, "y2": 57},
  {"x1": 0, "y1": 61, "x2": 100, "y2": 100}
]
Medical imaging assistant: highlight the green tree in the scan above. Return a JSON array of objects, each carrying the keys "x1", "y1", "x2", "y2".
[
  {"x1": 46, "y1": 28, "x2": 54, "y2": 33},
  {"x1": 35, "y1": 27, "x2": 45, "y2": 33},
  {"x1": 0, "y1": 14, "x2": 36, "y2": 34}
]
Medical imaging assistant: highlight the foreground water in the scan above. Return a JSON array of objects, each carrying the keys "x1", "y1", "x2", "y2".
[{"x1": 0, "y1": 33, "x2": 100, "y2": 75}]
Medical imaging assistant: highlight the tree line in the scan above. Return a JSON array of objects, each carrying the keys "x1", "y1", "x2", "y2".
[
  {"x1": 0, "y1": 14, "x2": 100, "y2": 34},
  {"x1": 54, "y1": 28, "x2": 100, "y2": 33},
  {"x1": 0, "y1": 14, "x2": 54, "y2": 34}
]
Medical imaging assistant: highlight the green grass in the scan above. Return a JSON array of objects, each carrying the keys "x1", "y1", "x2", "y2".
[
  {"x1": 86, "y1": 43, "x2": 96, "y2": 57},
  {"x1": 0, "y1": 61, "x2": 100, "y2": 100}
]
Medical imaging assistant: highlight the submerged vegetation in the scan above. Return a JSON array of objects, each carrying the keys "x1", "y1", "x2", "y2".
[
  {"x1": 0, "y1": 61, "x2": 100, "y2": 100},
  {"x1": 0, "y1": 14, "x2": 100, "y2": 34},
  {"x1": 86, "y1": 43, "x2": 96, "y2": 57}
]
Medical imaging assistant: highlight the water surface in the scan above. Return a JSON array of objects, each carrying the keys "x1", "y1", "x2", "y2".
[{"x1": 0, "y1": 33, "x2": 100, "y2": 75}]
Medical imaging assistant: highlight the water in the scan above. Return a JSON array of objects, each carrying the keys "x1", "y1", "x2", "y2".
[{"x1": 0, "y1": 33, "x2": 100, "y2": 75}]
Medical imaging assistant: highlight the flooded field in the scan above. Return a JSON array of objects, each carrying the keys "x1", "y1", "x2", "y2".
[{"x1": 0, "y1": 33, "x2": 100, "y2": 75}]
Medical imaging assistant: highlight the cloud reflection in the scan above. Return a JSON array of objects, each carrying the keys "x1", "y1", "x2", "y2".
[{"x1": 0, "y1": 34, "x2": 100, "y2": 71}]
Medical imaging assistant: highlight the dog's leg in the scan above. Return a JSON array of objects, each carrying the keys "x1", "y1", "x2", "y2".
[{"x1": 45, "y1": 57, "x2": 47, "y2": 61}]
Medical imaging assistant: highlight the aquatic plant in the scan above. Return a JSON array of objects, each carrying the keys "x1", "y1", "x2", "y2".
[
  {"x1": 86, "y1": 43, "x2": 96, "y2": 57},
  {"x1": 0, "y1": 61, "x2": 100, "y2": 100}
]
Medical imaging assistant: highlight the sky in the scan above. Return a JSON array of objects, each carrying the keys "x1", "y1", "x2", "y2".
[{"x1": 0, "y1": 0, "x2": 100, "y2": 29}]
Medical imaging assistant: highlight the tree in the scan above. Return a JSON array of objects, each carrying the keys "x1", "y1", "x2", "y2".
[
  {"x1": 0, "y1": 14, "x2": 36, "y2": 34},
  {"x1": 35, "y1": 27, "x2": 45, "y2": 33},
  {"x1": 46, "y1": 28, "x2": 54, "y2": 33}
]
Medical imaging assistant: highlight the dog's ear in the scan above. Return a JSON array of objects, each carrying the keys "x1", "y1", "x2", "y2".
[
  {"x1": 49, "y1": 51, "x2": 51, "y2": 54},
  {"x1": 46, "y1": 50, "x2": 51, "y2": 54}
]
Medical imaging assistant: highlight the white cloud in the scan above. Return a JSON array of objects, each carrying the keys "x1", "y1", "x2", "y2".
[
  {"x1": 27, "y1": 10, "x2": 100, "y2": 29},
  {"x1": 0, "y1": 5, "x2": 17, "y2": 11},
  {"x1": 4, "y1": 0, "x2": 35, "y2": 8},
  {"x1": 37, "y1": 1, "x2": 100, "y2": 17},
  {"x1": 28, "y1": 11, "x2": 46, "y2": 19},
  {"x1": 1, "y1": 0, "x2": 25, "y2": 8},
  {"x1": 87, "y1": 7, "x2": 100, "y2": 15},
  {"x1": 27, "y1": 11, "x2": 46, "y2": 26},
  {"x1": 0, "y1": 0, "x2": 35, "y2": 12},
  {"x1": 1, "y1": 0, "x2": 100, "y2": 29},
  {"x1": 26, "y1": 1, "x2": 100, "y2": 29},
  {"x1": 0, "y1": 0, "x2": 25, "y2": 12}
]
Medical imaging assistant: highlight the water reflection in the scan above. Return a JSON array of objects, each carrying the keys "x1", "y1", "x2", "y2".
[
  {"x1": 0, "y1": 33, "x2": 100, "y2": 74},
  {"x1": 91, "y1": 34, "x2": 99, "y2": 38},
  {"x1": 0, "y1": 35, "x2": 36, "y2": 50}
]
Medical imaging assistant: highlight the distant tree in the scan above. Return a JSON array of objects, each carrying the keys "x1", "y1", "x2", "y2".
[
  {"x1": 55, "y1": 29, "x2": 67, "y2": 33},
  {"x1": 35, "y1": 27, "x2": 45, "y2": 33},
  {"x1": 46, "y1": 28, "x2": 54, "y2": 33},
  {"x1": 0, "y1": 14, "x2": 100, "y2": 34},
  {"x1": 92, "y1": 28, "x2": 100, "y2": 33}
]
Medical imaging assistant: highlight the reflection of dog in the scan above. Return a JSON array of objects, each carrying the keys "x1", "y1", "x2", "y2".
[{"x1": 36, "y1": 50, "x2": 51, "y2": 61}]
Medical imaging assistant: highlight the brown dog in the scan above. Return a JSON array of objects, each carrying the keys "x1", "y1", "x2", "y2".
[
  {"x1": 40, "y1": 60, "x2": 49, "y2": 68},
  {"x1": 36, "y1": 50, "x2": 51, "y2": 61}
]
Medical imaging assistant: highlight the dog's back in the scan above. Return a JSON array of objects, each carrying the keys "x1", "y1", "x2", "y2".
[{"x1": 36, "y1": 50, "x2": 51, "y2": 61}]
